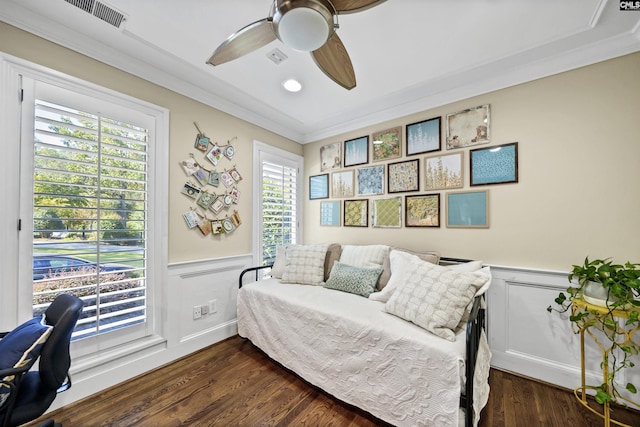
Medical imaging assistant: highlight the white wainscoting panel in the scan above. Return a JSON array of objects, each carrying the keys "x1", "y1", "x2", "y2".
[{"x1": 487, "y1": 265, "x2": 640, "y2": 407}]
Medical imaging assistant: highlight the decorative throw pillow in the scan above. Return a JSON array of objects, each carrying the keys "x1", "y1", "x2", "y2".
[
  {"x1": 281, "y1": 244, "x2": 329, "y2": 286},
  {"x1": 369, "y1": 250, "x2": 420, "y2": 302},
  {"x1": 0, "y1": 314, "x2": 53, "y2": 405},
  {"x1": 378, "y1": 247, "x2": 440, "y2": 289},
  {"x1": 338, "y1": 245, "x2": 388, "y2": 269},
  {"x1": 384, "y1": 257, "x2": 490, "y2": 341},
  {"x1": 324, "y1": 261, "x2": 383, "y2": 297},
  {"x1": 323, "y1": 243, "x2": 342, "y2": 281},
  {"x1": 271, "y1": 245, "x2": 286, "y2": 279}
]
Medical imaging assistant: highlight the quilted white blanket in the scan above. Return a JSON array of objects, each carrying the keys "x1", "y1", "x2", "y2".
[{"x1": 237, "y1": 278, "x2": 490, "y2": 427}]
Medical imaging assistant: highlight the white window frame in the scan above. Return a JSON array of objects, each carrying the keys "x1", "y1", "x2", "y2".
[
  {"x1": 252, "y1": 140, "x2": 303, "y2": 266},
  {"x1": 0, "y1": 53, "x2": 168, "y2": 361}
]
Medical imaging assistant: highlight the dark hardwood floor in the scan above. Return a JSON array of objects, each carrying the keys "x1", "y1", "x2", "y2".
[{"x1": 28, "y1": 336, "x2": 640, "y2": 427}]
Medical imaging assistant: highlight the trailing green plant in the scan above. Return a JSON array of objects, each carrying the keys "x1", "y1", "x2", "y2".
[{"x1": 547, "y1": 257, "x2": 640, "y2": 406}]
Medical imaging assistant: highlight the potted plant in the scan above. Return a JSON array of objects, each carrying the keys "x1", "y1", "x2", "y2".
[{"x1": 547, "y1": 257, "x2": 640, "y2": 406}]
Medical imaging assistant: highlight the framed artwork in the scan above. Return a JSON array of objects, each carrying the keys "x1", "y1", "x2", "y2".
[
  {"x1": 372, "y1": 197, "x2": 402, "y2": 228},
  {"x1": 470, "y1": 142, "x2": 518, "y2": 186},
  {"x1": 344, "y1": 199, "x2": 368, "y2": 227},
  {"x1": 357, "y1": 165, "x2": 385, "y2": 196},
  {"x1": 320, "y1": 142, "x2": 342, "y2": 171},
  {"x1": 405, "y1": 194, "x2": 440, "y2": 227},
  {"x1": 320, "y1": 201, "x2": 341, "y2": 226},
  {"x1": 372, "y1": 126, "x2": 402, "y2": 161},
  {"x1": 344, "y1": 136, "x2": 369, "y2": 167},
  {"x1": 387, "y1": 159, "x2": 419, "y2": 193},
  {"x1": 309, "y1": 174, "x2": 329, "y2": 200},
  {"x1": 446, "y1": 190, "x2": 489, "y2": 228},
  {"x1": 332, "y1": 170, "x2": 355, "y2": 198},
  {"x1": 425, "y1": 152, "x2": 463, "y2": 190},
  {"x1": 446, "y1": 104, "x2": 490, "y2": 150},
  {"x1": 406, "y1": 117, "x2": 441, "y2": 156}
]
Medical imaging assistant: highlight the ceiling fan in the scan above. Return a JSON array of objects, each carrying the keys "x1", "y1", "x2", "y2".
[{"x1": 206, "y1": 0, "x2": 387, "y2": 90}]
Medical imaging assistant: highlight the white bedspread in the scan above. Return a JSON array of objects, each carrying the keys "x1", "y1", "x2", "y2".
[{"x1": 237, "y1": 278, "x2": 490, "y2": 427}]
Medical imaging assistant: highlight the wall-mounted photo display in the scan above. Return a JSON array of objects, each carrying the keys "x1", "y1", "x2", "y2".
[
  {"x1": 405, "y1": 194, "x2": 440, "y2": 227},
  {"x1": 446, "y1": 104, "x2": 490, "y2": 150},
  {"x1": 332, "y1": 170, "x2": 355, "y2": 198},
  {"x1": 372, "y1": 126, "x2": 402, "y2": 162},
  {"x1": 344, "y1": 199, "x2": 368, "y2": 227},
  {"x1": 320, "y1": 142, "x2": 342, "y2": 171},
  {"x1": 387, "y1": 159, "x2": 420, "y2": 193},
  {"x1": 357, "y1": 165, "x2": 385, "y2": 196},
  {"x1": 406, "y1": 116, "x2": 441, "y2": 156},
  {"x1": 320, "y1": 200, "x2": 341, "y2": 226},
  {"x1": 470, "y1": 142, "x2": 518, "y2": 186},
  {"x1": 309, "y1": 173, "x2": 329, "y2": 200},
  {"x1": 344, "y1": 136, "x2": 369, "y2": 167},
  {"x1": 425, "y1": 152, "x2": 463, "y2": 190},
  {"x1": 446, "y1": 190, "x2": 489, "y2": 228},
  {"x1": 372, "y1": 197, "x2": 402, "y2": 228}
]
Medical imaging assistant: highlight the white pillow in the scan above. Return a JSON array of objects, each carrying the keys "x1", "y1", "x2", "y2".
[
  {"x1": 281, "y1": 244, "x2": 329, "y2": 286},
  {"x1": 339, "y1": 245, "x2": 388, "y2": 269},
  {"x1": 369, "y1": 250, "x2": 419, "y2": 302},
  {"x1": 370, "y1": 255, "x2": 487, "y2": 303},
  {"x1": 271, "y1": 245, "x2": 286, "y2": 279},
  {"x1": 384, "y1": 257, "x2": 490, "y2": 341}
]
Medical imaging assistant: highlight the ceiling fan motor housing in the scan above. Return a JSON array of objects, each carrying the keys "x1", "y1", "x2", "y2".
[{"x1": 271, "y1": 0, "x2": 337, "y2": 52}]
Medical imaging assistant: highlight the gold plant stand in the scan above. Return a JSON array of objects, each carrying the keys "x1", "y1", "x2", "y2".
[{"x1": 572, "y1": 297, "x2": 640, "y2": 427}]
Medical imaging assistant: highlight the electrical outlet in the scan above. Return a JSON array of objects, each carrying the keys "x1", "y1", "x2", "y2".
[
  {"x1": 193, "y1": 305, "x2": 202, "y2": 319},
  {"x1": 209, "y1": 299, "x2": 217, "y2": 314},
  {"x1": 201, "y1": 304, "x2": 209, "y2": 315}
]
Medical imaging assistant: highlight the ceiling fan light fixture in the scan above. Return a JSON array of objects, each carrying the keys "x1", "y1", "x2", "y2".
[
  {"x1": 282, "y1": 78, "x2": 303, "y2": 92},
  {"x1": 272, "y1": 0, "x2": 336, "y2": 52}
]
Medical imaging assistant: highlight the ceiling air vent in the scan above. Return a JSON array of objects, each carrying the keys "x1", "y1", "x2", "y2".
[{"x1": 64, "y1": 0, "x2": 125, "y2": 28}]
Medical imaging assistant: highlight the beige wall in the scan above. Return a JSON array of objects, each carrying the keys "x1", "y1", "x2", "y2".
[
  {"x1": 0, "y1": 22, "x2": 302, "y2": 264},
  {"x1": 303, "y1": 52, "x2": 640, "y2": 271}
]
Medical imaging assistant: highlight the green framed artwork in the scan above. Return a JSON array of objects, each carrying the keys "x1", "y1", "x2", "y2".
[
  {"x1": 446, "y1": 190, "x2": 489, "y2": 228},
  {"x1": 405, "y1": 194, "x2": 440, "y2": 227},
  {"x1": 320, "y1": 201, "x2": 341, "y2": 226},
  {"x1": 372, "y1": 197, "x2": 402, "y2": 228},
  {"x1": 344, "y1": 199, "x2": 368, "y2": 227},
  {"x1": 372, "y1": 126, "x2": 402, "y2": 162}
]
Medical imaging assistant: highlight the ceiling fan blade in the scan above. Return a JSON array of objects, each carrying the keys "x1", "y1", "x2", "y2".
[
  {"x1": 311, "y1": 33, "x2": 356, "y2": 90},
  {"x1": 332, "y1": 0, "x2": 387, "y2": 14},
  {"x1": 207, "y1": 18, "x2": 276, "y2": 66}
]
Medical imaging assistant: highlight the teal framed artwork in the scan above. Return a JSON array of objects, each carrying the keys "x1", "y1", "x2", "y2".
[
  {"x1": 470, "y1": 142, "x2": 518, "y2": 186},
  {"x1": 446, "y1": 190, "x2": 489, "y2": 228},
  {"x1": 320, "y1": 201, "x2": 341, "y2": 226}
]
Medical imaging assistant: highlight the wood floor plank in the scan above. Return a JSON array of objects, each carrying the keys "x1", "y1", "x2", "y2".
[{"x1": 25, "y1": 335, "x2": 640, "y2": 427}]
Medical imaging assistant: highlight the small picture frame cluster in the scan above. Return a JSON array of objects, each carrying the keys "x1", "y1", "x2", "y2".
[{"x1": 312, "y1": 103, "x2": 517, "y2": 230}]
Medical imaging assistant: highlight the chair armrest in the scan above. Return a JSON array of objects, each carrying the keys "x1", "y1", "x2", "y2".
[{"x1": 238, "y1": 264, "x2": 274, "y2": 288}]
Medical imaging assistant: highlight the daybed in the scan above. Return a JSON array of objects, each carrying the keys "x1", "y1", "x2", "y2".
[{"x1": 237, "y1": 244, "x2": 491, "y2": 427}]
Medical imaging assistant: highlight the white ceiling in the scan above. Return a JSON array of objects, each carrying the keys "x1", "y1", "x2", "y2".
[{"x1": 1, "y1": 0, "x2": 639, "y2": 143}]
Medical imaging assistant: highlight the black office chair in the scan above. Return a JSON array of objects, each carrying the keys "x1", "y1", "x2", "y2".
[{"x1": 0, "y1": 294, "x2": 83, "y2": 427}]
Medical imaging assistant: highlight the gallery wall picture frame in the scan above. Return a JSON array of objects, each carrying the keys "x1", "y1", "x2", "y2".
[
  {"x1": 320, "y1": 200, "x2": 341, "y2": 226},
  {"x1": 470, "y1": 142, "x2": 519, "y2": 186},
  {"x1": 372, "y1": 126, "x2": 402, "y2": 162},
  {"x1": 344, "y1": 136, "x2": 369, "y2": 167},
  {"x1": 446, "y1": 104, "x2": 490, "y2": 150},
  {"x1": 387, "y1": 159, "x2": 420, "y2": 193},
  {"x1": 446, "y1": 190, "x2": 489, "y2": 228},
  {"x1": 372, "y1": 197, "x2": 402, "y2": 228},
  {"x1": 320, "y1": 142, "x2": 342, "y2": 171},
  {"x1": 405, "y1": 194, "x2": 440, "y2": 227},
  {"x1": 406, "y1": 116, "x2": 441, "y2": 156},
  {"x1": 332, "y1": 170, "x2": 355, "y2": 198},
  {"x1": 425, "y1": 152, "x2": 463, "y2": 190},
  {"x1": 309, "y1": 173, "x2": 329, "y2": 200},
  {"x1": 344, "y1": 199, "x2": 368, "y2": 227},
  {"x1": 357, "y1": 165, "x2": 385, "y2": 196}
]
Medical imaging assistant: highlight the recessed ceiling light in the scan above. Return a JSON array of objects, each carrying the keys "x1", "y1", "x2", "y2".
[{"x1": 282, "y1": 79, "x2": 302, "y2": 92}]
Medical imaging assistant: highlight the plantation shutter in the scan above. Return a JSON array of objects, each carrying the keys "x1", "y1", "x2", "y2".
[
  {"x1": 261, "y1": 161, "x2": 298, "y2": 265},
  {"x1": 32, "y1": 98, "x2": 148, "y2": 340}
]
